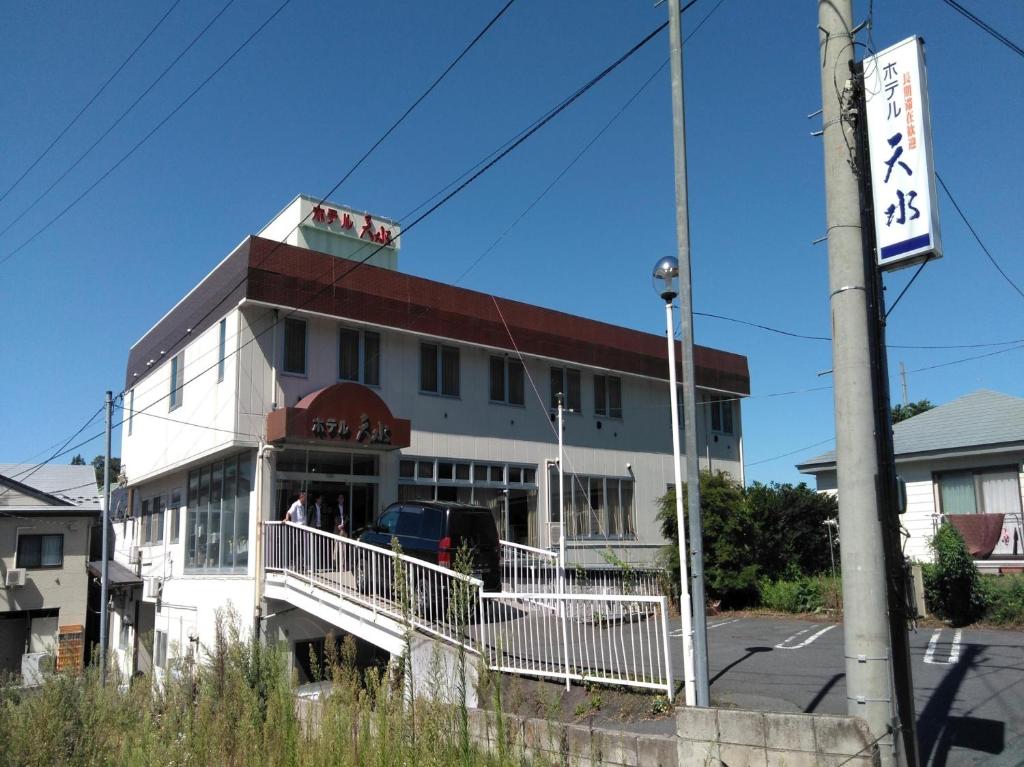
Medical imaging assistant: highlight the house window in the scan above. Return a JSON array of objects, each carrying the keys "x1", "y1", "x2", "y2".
[
  {"x1": 169, "y1": 352, "x2": 184, "y2": 411},
  {"x1": 339, "y1": 328, "x2": 380, "y2": 385},
  {"x1": 550, "y1": 367, "x2": 581, "y2": 413},
  {"x1": 186, "y1": 452, "x2": 252, "y2": 571},
  {"x1": 169, "y1": 489, "x2": 182, "y2": 544},
  {"x1": 549, "y1": 472, "x2": 635, "y2": 539},
  {"x1": 594, "y1": 375, "x2": 623, "y2": 418},
  {"x1": 154, "y1": 630, "x2": 167, "y2": 669},
  {"x1": 217, "y1": 318, "x2": 227, "y2": 382},
  {"x1": 119, "y1": 618, "x2": 130, "y2": 649},
  {"x1": 490, "y1": 356, "x2": 524, "y2": 405},
  {"x1": 283, "y1": 318, "x2": 307, "y2": 375},
  {"x1": 937, "y1": 468, "x2": 1023, "y2": 517},
  {"x1": 420, "y1": 343, "x2": 460, "y2": 396},
  {"x1": 16, "y1": 534, "x2": 64, "y2": 568},
  {"x1": 709, "y1": 395, "x2": 734, "y2": 434},
  {"x1": 142, "y1": 496, "x2": 165, "y2": 546},
  {"x1": 127, "y1": 389, "x2": 134, "y2": 436}
]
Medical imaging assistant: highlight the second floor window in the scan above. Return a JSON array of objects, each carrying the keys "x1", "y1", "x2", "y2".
[
  {"x1": 550, "y1": 367, "x2": 581, "y2": 412},
  {"x1": 420, "y1": 343, "x2": 460, "y2": 396},
  {"x1": 339, "y1": 328, "x2": 381, "y2": 385},
  {"x1": 169, "y1": 352, "x2": 184, "y2": 411},
  {"x1": 594, "y1": 375, "x2": 622, "y2": 418},
  {"x1": 17, "y1": 534, "x2": 64, "y2": 568},
  {"x1": 283, "y1": 318, "x2": 307, "y2": 375},
  {"x1": 490, "y1": 356, "x2": 524, "y2": 405},
  {"x1": 709, "y1": 395, "x2": 734, "y2": 434},
  {"x1": 142, "y1": 495, "x2": 165, "y2": 546},
  {"x1": 217, "y1": 318, "x2": 227, "y2": 382}
]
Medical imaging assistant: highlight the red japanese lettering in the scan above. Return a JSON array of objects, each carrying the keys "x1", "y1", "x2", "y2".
[
  {"x1": 326, "y1": 208, "x2": 339, "y2": 225},
  {"x1": 311, "y1": 205, "x2": 326, "y2": 223},
  {"x1": 360, "y1": 214, "x2": 374, "y2": 240}
]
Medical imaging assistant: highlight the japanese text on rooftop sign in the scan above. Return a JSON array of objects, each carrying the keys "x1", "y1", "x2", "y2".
[{"x1": 863, "y1": 36, "x2": 942, "y2": 271}]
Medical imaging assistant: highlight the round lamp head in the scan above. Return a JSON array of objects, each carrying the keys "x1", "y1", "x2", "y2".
[{"x1": 652, "y1": 256, "x2": 680, "y2": 301}]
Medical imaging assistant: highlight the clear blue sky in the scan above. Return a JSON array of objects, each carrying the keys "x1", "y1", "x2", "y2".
[{"x1": 1, "y1": 0, "x2": 1021, "y2": 486}]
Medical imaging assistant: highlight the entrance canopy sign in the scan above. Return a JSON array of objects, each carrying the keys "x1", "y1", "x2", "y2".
[{"x1": 863, "y1": 36, "x2": 942, "y2": 271}]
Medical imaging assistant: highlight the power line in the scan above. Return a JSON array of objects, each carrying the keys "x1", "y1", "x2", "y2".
[
  {"x1": 939, "y1": 0, "x2": 1024, "y2": 59},
  {"x1": 120, "y1": 0, "x2": 519, "y2": 390},
  {"x1": 905, "y1": 342, "x2": 1024, "y2": 373},
  {"x1": 746, "y1": 437, "x2": 835, "y2": 467},
  {"x1": 0, "y1": 0, "x2": 183, "y2": 207},
  {"x1": 0, "y1": 0, "x2": 291, "y2": 268},
  {"x1": 936, "y1": 171, "x2": 1024, "y2": 303},
  {"x1": 0, "y1": 0, "x2": 237, "y2": 243},
  {"x1": 0, "y1": 404, "x2": 106, "y2": 494}
]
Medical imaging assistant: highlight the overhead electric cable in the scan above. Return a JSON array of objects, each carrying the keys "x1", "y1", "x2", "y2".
[
  {"x1": 746, "y1": 437, "x2": 835, "y2": 467},
  {"x1": 0, "y1": 0, "x2": 183, "y2": 206},
  {"x1": 936, "y1": 171, "x2": 1024, "y2": 303},
  {"x1": 939, "y1": 0, "x2": 1024, "y2": 60},
  {"x1": 0, "y1": 0, "x2": 236, "y2": 242},
  {"x1": 0, "y1": 404, "x2": 106, "y2": 495},
  {"x1": 0, "y1": 0, "x2": 291, "y2": 268}
]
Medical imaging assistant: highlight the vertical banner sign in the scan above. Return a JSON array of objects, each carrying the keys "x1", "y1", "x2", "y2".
[{"x1": 863, "y1": 37, "x2": 942, "y2": 271}]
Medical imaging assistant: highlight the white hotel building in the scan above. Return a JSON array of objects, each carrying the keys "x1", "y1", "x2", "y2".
[{"x1": 110, "y1": 195, "x2": 749, "y2": 675}]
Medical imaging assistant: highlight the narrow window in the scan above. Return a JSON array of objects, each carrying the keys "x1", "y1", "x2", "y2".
[
  {"x1": 283, "y1": 318, "x2": 307, "y2": 375},
  {"x1": 489, "y1": 356, "x2": 506, "y2": 402},
  {"x1": 170, "y1": 489, "x2": 182, "y2": 544},
  {"x1": 594, "y1": 375, "x2": 622, "y2": 418},
  {"x1": 363, "y1": 331, "x2": 380, "y2": 386},
  {"x1": 420, "y1": 343, "x2": 438, "y2": 392},
  {"x1": 339, "y1": 328, "x2": 360, "y2": 381},
  {"x1": 169, "y1": 352, "x2": 184, "y2": 411},
  {"x1": 127, "y1": 389, "x2": 134, "y2": 436},
  {"x1": 566, "y1": 369, "x2": 581, "y2": 412},
  {"x1": 551, "y1": 367, "x2": 581, "y2": 412},
  {"x1": 594, "y1": 375, "x2": 607, "y2": 416},
  {"x1": 550, "y1": 367, "x2": 564, "y2": 409},
  {"x1": 217, "y1": 318, "x2": 227, "y2": 382},
  {"x1": 441, "y1": 346, "x2": 460, "y2": 396}
]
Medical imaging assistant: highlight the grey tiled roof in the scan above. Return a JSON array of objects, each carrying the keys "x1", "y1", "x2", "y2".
[
  {"x1": 797, "y1": 390, "x2": 1024, "y2": 471},
  {"x1": 0, "y1": 463, "x2": 102, "y2": 508}
]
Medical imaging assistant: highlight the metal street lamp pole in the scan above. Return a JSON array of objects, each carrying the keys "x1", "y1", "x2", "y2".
[
  {"x1": 665, "y1": 0, "x2": 710, "y2": 707},
  {"x1": 654, "y1": 259, "x2": 696, "y2": 706},
  {"x1": 557, "y1": 393, "x2": 570, "y2": 691}
]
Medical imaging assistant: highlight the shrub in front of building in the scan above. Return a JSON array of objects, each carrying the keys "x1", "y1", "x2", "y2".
[{"x1": 923, "y1": 523, "x2": 988, "y2": 626}]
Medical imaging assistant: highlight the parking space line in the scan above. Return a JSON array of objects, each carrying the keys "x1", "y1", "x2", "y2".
[
  {"x1": 774, "y1": 624, "x2": 837, "y2": 650},
  {"x1": 924, "y1": 629, "x2": 963, "y2": 665},
  {"x1": 670, "y1": 618, "x2": 741, "y2": 637}
]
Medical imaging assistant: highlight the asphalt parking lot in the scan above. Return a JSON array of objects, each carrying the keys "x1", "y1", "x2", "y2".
[{"x1": 681, "y1": 615, "x2": 1024, "y2": 767}]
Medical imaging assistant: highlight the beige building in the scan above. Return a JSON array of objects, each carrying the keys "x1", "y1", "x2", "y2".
[{"x1": 0, "y1": 464, "x2": 101, "y2": 675}]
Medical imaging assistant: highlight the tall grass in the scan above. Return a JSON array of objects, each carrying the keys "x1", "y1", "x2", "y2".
[{"x1": 0, "y1": 608, "x2": 524, "y2": 767}]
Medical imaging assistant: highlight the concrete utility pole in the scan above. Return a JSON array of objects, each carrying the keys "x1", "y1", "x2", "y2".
[
  {"x1": 666, "y1": 0, "x2": 709, "y2": 707},
  {"x1": 99, "y1": 390, "x2": 112, "y2": 685},
  {"x1": 899, "y1": 361, "x2": 909, "y2": 405},
  {"x1": 816, "y1": 3, "x2": 903, "y2": 765}
]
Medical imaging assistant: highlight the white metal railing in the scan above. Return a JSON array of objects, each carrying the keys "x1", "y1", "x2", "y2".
[
  {"x1": 264, "y1": 522, "x2": 480, "y2": 648},
  {"x1": 263, "y1": 523, "x2": 674, "y2": 699},
  {"x1": 499, "y1": 540, "x2": 667, "y2": 597},
  {"x1": 479, "y1": 592, "x2": 674, "y2": 699}
]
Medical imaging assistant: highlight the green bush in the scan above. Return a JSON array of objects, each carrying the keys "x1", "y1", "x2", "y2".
[
  {"x1": 923, "y1": 523, "x2": 988, "y2": 626},
  {"x1": 758, "y1": 574, "x2": 842, "y2": 614},
  {"x1": 979, "y1": 574, "x2": 1024, "y2": 626}
]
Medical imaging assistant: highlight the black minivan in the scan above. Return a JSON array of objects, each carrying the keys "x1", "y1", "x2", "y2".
[{"x1": 357, "y1": 501, "x2": 502, "y2": 592}]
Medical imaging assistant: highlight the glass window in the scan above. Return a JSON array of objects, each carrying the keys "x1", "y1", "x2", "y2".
[
  {"x1": 523, "y1": 468, "x2": 536, "y2": 485},
  {"x1": 421, "y1": 507, "x2": 444, "y2": 539},
  {"x1": 509, "y1": 360, "x2": 524, "y2": 406},
  {"x1": 352, "y1": 454, "x2": 377, "y2": 476},
  {"x1": 364, "y1": 331, "x2": 380, "y2": 386},
  {"x1": 490, "y1": 356, "x2": 505, "y2": 402},
  {"x1": 710, "y1": 396, "x2": 734, "y2": 434},
  {"x1": 395, "y1": 508, "x2": 422, "y2": 536},
  {"x1": 339, "y1": 329, "x2": 360, "y2": 381},
  {"x1": 455, "y1": 463, "x2": 470, "y2": 481},
  {"x1": 142, "y1": 498, "x2": 152, "y2": 545},
  {"x1": 489, "y1": 465, "x2": 504, "y2": 483},
  {"x1": 473, "y1": 464, "x2": 488, "y2": 482},
  {"x1": 491, "y1": 357, "x2": 524, "y2": 406},
  {"x1": 509, "y1": 467, "x2": 522, "y2": 483},
  {"x1": 438, "y1": 462, "x2": 454, "y2": 480},
  {"x1": 594, "y1": 375, "x2": 623, "y2": 418},
  {"x1": 235, "y1": 453, "x2": 251, "y2": 568},
  {"x1": 441, "y1": 346, "x2": 460, "y2": 396},
  {"x1": 222, "y1": 458, "x2": 237, "y2": 569},
  {"x1": 550, "y1": 367, "x2": 582, "y2": 412},
  {"x1": 17, "y1": 534, "x2": 64, "y2": 568},
  {"x1": 185, "y1": 453, "x2": 252, "y2": 572},
  {"x1": 377, "y1": 508, "x2": 400, "y2": 533},
  {"x1": 170, "y1": 489, "x2": 182, "y2": 544},
  {"x1": 217, "y1": 318, "x2": 227, "y2": 383},
  {"x1": 127, "y1": 389, "x2": 134, "y2": 436},
  {"x1": 154, "y1": 495, "x2": 165, "y2": 544},
  {"x1": 417, "y1": 461, "x2": 434, "y2": 480},
  {"x1": 594, "y1": 376, "x2": 607, "y2": 416},
  {"x1": 283, "y1": 318, "x2": 306, "y2": 375},
  {"x1": 939, "y1": 471, "x2": 977, "y2": 515},
  {"x1": 420, "y1": 343, "x2": 438, "y2": 392},
  {"x1": 169, "y1": 352, "x2": 184, "y2": 411},
  {"x1": 400, "y1": 460, "x2": 415, "y2": 478}
]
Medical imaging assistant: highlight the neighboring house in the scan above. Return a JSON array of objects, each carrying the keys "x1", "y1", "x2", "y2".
[
  {"x1": 0, "y1": 464, "x2": 101, "y2": 675},
  {"x1": 113, "y1": 194, "x2": 751, "y2": 674},
  {"x1": 797, "y1": 390, "x2": 1024, "y2": 572}
]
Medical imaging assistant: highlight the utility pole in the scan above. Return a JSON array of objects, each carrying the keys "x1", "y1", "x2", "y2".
[
  {"x1": 816, "y1": 3, "x2": 903, "y2": 765},
  {"x1": 899, "y1": 361, "x2": 909, "y2": 405},
  {"x1": 99, "y1": 391, "x2": 112, "y2": 685},
  {"x1": 557, "y1": 393, "x2": 570, "y2": 692},
  {"x1": 666, "y1": 0, "x2": 709, "y2": 706}
]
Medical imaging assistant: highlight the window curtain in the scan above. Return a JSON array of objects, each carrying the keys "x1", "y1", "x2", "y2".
[
  {"x1": 939, "y1": 472, "x2": 978, "y2": 515},
  {"x1": 979, "y1": 471, "x2": 1023, "y2": 516}
]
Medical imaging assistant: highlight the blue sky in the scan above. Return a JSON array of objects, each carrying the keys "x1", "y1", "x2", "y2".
[{"x1": 1, "y1": 0, "x2": 1021, "y2": 485}]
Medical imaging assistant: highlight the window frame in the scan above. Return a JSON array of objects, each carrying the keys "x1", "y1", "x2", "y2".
[
  {"x1": 127, "y1": 388, "x2": 134, "y2": 436},
  {"x1": 282, "y1": 317, "x2": 308, "y2": 376},
  {"x1": 489, "y1": 355, "x2": 525, "y2": 406},
  {"x1": 419, "y1": 343, "x2": 460, "y2": 397},
  {"x1": 709, "y1": 395, "x2": 734, "y2": 435},
  {"x1": 338, "y1": 326, "x2": 381, "y2": 386},
  {"x1": 217, "y1": 318, "x2": 227, "y2": 383},
  {"x1": 168, "y1": 351, "x2": 184, "y2": 412},
  {"x1": 16, "y1": 533, "x2": 65, "y2": 569},
  {"x1": 935, "y1": 465, "x2": 1024, "y2": 516},
  {"x1": 550, "y1": 366, "x2": 582, "y2": 413},
  {"x1": 594, "y1": 374, "x2": 623, "y2": 419}
]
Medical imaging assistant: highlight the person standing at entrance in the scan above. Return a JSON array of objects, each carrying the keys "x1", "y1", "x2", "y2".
[
  {"x1": 284, "y1": 491, "x2": 307, "y2": 570},
  {"x1": 335, "y1": 492, "x2": 348, "y2": 570}
]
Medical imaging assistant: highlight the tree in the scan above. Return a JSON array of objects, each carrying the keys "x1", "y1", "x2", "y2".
[
  {"x1": 891, "y1": 399, "x2": 934, "y2": 423},
  {"x1": 745, "y1": 481, "x2": 838, "y2": 580},
  {"x1": 923, "y1": 523, "x2": 987, "y2": 626},
  {"x1": 656, "y1": 471, "x2": 758, "y2": 608},
  {"x1": 70, "y1": 454, "x2": 86, "y2": 465},
  {"x1": 91, "y1": 455, "x2": 122, "y2": 487}
]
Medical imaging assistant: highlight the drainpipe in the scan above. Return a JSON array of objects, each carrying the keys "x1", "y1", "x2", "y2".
[
  {"x1": 253, "y1": 440, "x2": 280, "y2": 638},
  {"x1": 270, "y1": 310, "x2": 279, "y2": 410}
]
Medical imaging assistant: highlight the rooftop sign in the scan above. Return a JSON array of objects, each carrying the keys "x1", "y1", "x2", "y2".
[
  {"x1": 298, "y1": 196, "x2": 400, "y2": 250},
  {"x1": 863, "y1": 37, "x2": 942, "y2": 271}
]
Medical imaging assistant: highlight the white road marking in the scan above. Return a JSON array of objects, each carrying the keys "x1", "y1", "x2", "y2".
[
  {"x1": 669, "y1": 618, "x2": 740, "y2": 637},
  {"x1": 774, "y1": 624, "x2": 837, "y2": 650},
  {"x1": 924, "y1": 629, "x2": 963, "y2": 665}
]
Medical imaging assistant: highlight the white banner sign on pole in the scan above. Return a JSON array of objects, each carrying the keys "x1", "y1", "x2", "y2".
[{"x1": 863, "y1": 36, "x2": 942, "y2": 271}]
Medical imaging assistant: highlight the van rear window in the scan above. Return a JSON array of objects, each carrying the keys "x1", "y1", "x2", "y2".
[{"x1": 448, "y1": 511, "x2": 499, "y2": 548}]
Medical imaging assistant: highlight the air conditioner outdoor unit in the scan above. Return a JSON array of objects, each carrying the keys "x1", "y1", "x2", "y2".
[
  {"x1": 5, "y1": 568, "x2": 26, "y2": 588},
  {"x1": 129, "y1": 546, "x2": 141, "y2": 565},
  {"x1": 143, "y1": 576, "x2": 163, "y2": 601}
]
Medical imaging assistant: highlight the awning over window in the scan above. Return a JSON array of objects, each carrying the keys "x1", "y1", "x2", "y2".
[{"x1": 87, "y1": 559, "x2": 142, "y2": 587}]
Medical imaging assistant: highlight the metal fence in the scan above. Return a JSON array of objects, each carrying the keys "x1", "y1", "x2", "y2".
[
  {"x1": 264, "y1": 522, "x2": 674, "y2": 699},
  {"x1": 499, "y1": 540, "x2": 668, "y2": 597}
]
